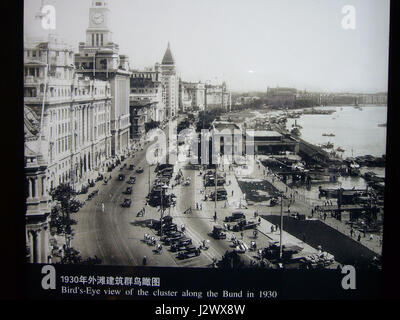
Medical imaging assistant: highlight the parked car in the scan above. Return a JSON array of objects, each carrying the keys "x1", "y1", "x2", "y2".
[
  {"x1": 118, "y1": 174, "x2": 125, "y2": 181},
  {"x1": 177, "y1": 245, "x2": 201, "y2": 259},
  {"x1": 129, "y1": 164, "x2": 135, "y2": 170},
  {"x1": 209, "y1": 189, "x2": 227, "y2": 201},
  {"x1": 124, "y1": 187, "x2": 132, "y2": 194},
  {"x1": 121, "y1": 198, "x2": 132, "y2": 207},
  {"x1": 170, "y1": 238, "x2": 193, "y2": 252},
  {"x1": 232, "y1": 220, "x2": 259, "y2": 232},
  {"x1": 224, "y1": 212, "x2": 246, "y2": 222},
  {"x1": 136, "y1": 167, "x2": 144, "y2": 173},
  {"x1": 212, "y1": 225, "x2": 227, "y2": 239},
  {"x1": 162, "y1": 232, "x2": 184, "y2": 244}
]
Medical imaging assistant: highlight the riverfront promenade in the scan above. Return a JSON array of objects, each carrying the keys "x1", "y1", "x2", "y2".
[{"x1": 247, "y1": 158, "x2": 382, "y2": 256}]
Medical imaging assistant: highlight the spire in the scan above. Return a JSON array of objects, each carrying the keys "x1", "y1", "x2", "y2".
[{"x1": 162, "y1": 42, "x2": 175, "y2": 65}]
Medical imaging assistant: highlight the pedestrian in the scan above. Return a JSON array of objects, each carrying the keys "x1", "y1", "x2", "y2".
[
  {"x1": 196, "y1": 202, "x2": 199, "y2": 210},
  {"x1": 143, "y1": 256, "x2": 147, "y2": 265},
  {"x1": 200, "y1": 203, "x2": 203, "y2": 210},
  {"x1": 101, "y1": 202, "x2": 104, "y2": 212},
  {"x1": 350, "y1": 228, "x2": 354, "y2": 237},
  {"x1": 241, "y1": 231, "x2": 244, "y2": 239},
  {"x1": 232, "y1": 190, "x2": 234, "y2": 196},
  {"x1": 357, "y1": 233, "x2": 361, "y2": 242},
  {"x1": 258, "y1": 217, "x2": 261, "y2": 223}
]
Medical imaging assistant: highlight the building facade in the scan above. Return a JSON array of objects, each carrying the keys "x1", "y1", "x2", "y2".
[
  {"x1": 266, "y1": 86, "x2": 297, "y2": 107},
  {"x1": 129, "y1": 66, "x2": 166, "y2": 141},
  {"x1": 24, "y1": 106, "x2": 51, "y2": 263},
  {"x1": 24, "y1": 34, "x2": 112, "y2": 192},
  {"x1": 205, "y1": 82, "x2": 230, "y2": 111},
  {"x1": 180, "y1": 81, "x2": 206, "y2": 111},
  {"x1": 74, "y1": 0, "x2": 131, "y2": 157}
]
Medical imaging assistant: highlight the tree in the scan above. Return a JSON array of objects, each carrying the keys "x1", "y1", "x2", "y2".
[
  {"x1": 49, "y1": 184, "x2": 83, "y2": 265},
  {"x1": 145, "y1": 120, "x2": 160, "y2": 133},
  {"x1": 177, "y1": 118, "x2": 191, "y2": 134},
  {"x1": 196, "y1": 108, "x2": 225, "y2": 132},
  {"x1": 50, "y1": 184, "x2": 82, "y2": 237}
]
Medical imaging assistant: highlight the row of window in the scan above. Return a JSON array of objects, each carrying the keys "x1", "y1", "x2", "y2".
[
  {"x1": 131, "y1": 88, "x2": 158, "y2": 94},
  {"x1": 92, "y1": 33, "x2": 104, "y2": 47}
]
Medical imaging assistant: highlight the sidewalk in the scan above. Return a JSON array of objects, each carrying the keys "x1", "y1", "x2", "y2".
[{"x1": 218, "y1": 162, "x2": 318, "y2": 256}]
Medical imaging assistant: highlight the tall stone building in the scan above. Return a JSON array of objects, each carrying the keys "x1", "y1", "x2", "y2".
[
  {"x1": 129, "y1": 65, "x2": 165, "y2": 141},
  {"x1": 179, "y1": 81, "x2": 206, "y2": 111},
  {"x1": 24, "y1": 34, "x2": 112, "y2": 192},
  {"x1": 74, "y1": 0, "x2": 131, "y2": 156},
  {"x1": 205, "y1": 82, "x2": 230, "y2": 110},
  {"x1": 161, "y1": 43, "x2": 179, "y2": 119}
]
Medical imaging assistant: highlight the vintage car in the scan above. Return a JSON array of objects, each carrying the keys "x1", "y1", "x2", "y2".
[
  {"x1": 128, "y1": 164, "x2": 135, "y2": 170},
  {"x1": 118, "y1": 174, "x2": 125, "y2": 181},
  {"x1": 162, "y1": 232, "x2": 185, "y2": 245},
  {"x1": 232, "y1": 220, "x2": 259, "y2": 232},
  {"x1": 204, "y1": 177, "x2": 225, "y2": 187},
  {"x1": 209, "y1": 189, "x2": 228, "y2": 201},
  {"x1": 124, "y1": 187, "x2": 132, "y2": 194},
  {"x1": 170, "y1": 238, "x2": 193, "y2": 252},
  {"x1": 127, "y1": 176, "x2": 136, "y2": 184},
  {"x1": 136, "y1": 167, "x2": 144, "y2": 174},
  {"x1": 212, "y1": 225, "x2": 227, "y2": 239},
  {"x1": 224, "y1": 212, "x2": 246, "y2": 222},
  {"x1": 270, "y1": 197, "x2": 279, "y2": 207},
  {"x1": 177, "y1": 245, "x2": 201, "y2": 259},
  {"x1": 121, "y1": 198, "x2": 132, "y2": 208}
]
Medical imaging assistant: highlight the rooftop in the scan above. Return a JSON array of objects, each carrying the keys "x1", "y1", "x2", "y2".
[
  {"x1": 162, "y1": 42, "x2": 175, "y2": 65},
  {"x1": 246, "y1": 130, "x2": 282, "y2": 137}
]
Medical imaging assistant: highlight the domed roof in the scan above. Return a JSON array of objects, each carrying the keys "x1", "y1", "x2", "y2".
[{"x1": 162, "y1": 42, "x2": 175, "y2": 65}]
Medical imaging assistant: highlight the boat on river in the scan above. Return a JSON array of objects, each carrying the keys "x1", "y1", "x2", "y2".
[{"x1": 320, "y1": 142, "x2": 334, "y2": 149}]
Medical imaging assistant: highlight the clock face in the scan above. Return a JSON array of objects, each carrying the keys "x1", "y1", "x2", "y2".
[{"x1": 92, "y1": 13, "x2": 104, "y2": 24}]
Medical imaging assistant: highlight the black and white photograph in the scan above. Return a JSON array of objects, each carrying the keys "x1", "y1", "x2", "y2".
[{"x1": 21, "y1": 0, "x2": 392, "y2": 300}]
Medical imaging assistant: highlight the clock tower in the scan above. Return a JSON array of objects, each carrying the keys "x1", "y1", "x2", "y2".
[{"x1": 86, "y1": 0, "x2": 112, "y2": 48}]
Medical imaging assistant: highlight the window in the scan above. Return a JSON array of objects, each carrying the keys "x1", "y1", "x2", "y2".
[
  {"x1": 92, "y1": 33, "x2": 94, "y2": 46},
  {"x1": 32, "y1": 51, "x2": 36, "y2": 57},
  {"x1": 101, "y1": 34, "x2": 103, "y2": 46}
]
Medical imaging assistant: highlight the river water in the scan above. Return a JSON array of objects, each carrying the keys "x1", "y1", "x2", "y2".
[
  {"x1": 251, "y1": 105, "x2": 387, "y2": 203},
  {"x1": 285, "y1": 106, "x2": 387, "y2": 158}
]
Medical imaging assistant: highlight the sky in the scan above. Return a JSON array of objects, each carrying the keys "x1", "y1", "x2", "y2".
[{"x1": 24, "y1": 0, "x2": 390, "y2": 93}]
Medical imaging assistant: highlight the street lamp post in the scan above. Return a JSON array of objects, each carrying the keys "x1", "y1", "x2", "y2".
[{"x1": 279, "y1": 192, "x2": 284, "y2": 260}]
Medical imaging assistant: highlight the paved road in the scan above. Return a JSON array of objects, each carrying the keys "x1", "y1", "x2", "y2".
[
  {"x1": 71, "y1": 141, "x2": 180, "y2": 267},
  {"x1": 71, "y1": 126, "x2": 273, "y2": 267}
]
